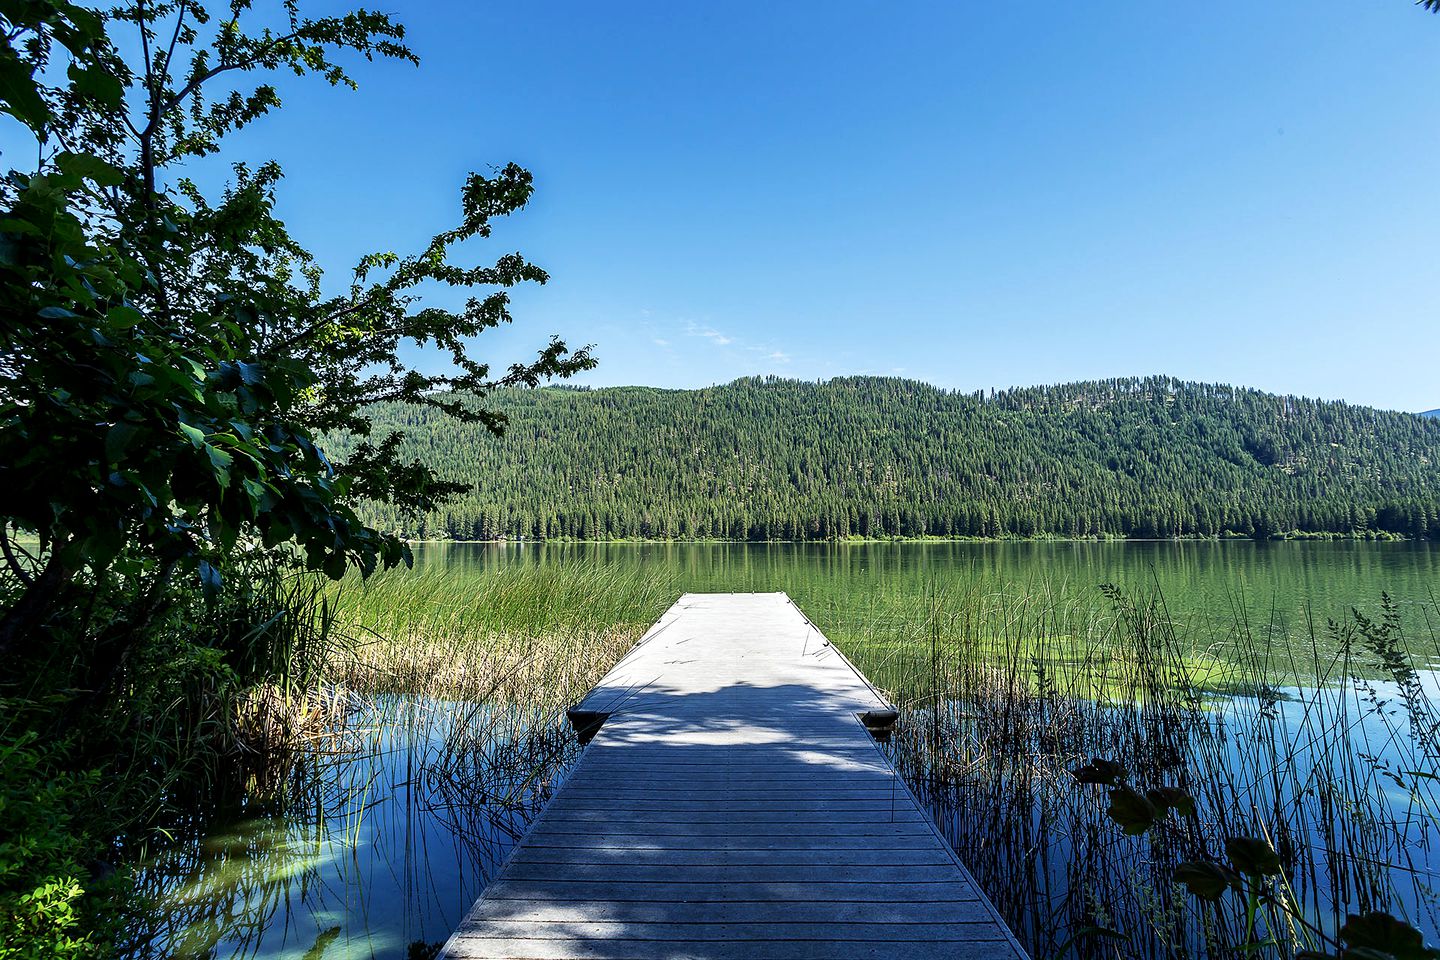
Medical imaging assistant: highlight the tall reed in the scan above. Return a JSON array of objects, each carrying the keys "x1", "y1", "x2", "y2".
[{"x1": 830, "y1": 583, "x2": 1440, "y2": 959}]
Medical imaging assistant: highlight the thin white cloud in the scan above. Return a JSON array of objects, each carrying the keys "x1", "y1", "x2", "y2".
[
  {"x1": 684, "y1": 321, "x2": 734, "y2": 347},
  {"x1": 678, "y1": 318, "x2": 798, "y2": 372}
]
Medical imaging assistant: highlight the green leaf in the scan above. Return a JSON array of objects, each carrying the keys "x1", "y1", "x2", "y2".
[
  {"x1": 1105, "y1": 786, "x2": 1159, "y2": 835},
  {"x1": 1072, "y1": 758, "x2": 1126, "y2": 786},
  {"x1": 1340, "y1": 912, "x2": 1440, "y2": 960},
  {"x1": 1224, "y1": 835, "x2": 1283, "y2": 877},
  {"x1": 206, "y1": 444, "x2": 234, "y2": 488},
  {"x1": 241, "y1": 477, "x2": 273, "y2": 512},
  {"x1": 0, "y1": 218, "x2": 39, "y2": 242},
  {"x1": 106, "y1": 304, "x2": 144, "y2": 327},
  {"x1": 322, "y1": 551, "x2": 348, "y2": 580},
  {"x1": 1174, "y1": 861, "x2": 1241, "y2": 902},
  {"x1": 67, "y1": 62, "x2": 124, "y2": 108},
  {"x1": 1146, "y1": 786, "x2": 1195, "y2": 817},
  {"x1": 0, "y1": 50, "x2": 49, "y2": 129},
  {"x1": 197, "y1": 560, "x2": 222, "y2": 599},
  {"x1": 56, "y1": 151, "x2": 125, "y2": 186},
  {"x1": 178, "y1": 422, "x2": 206, "y2": 448},
  {"x1": 104, "y1": 422, "x2": 139, "y2": 463}
]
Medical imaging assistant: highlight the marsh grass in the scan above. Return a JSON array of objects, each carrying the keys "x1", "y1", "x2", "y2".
[
  {"x1": 323, "y1": 561, "x2": 679, "y2": 851},
  {"x1": 208, "y1": 558, "x2": 675, "y2": 777},
  {"x1": 124, "y1": 559, "x2": 678, "y2": 959},
  {"x1": 829, "y1": 582, "x2": 1440, "y2": 959},
  {"x1": 131, "y1": 552, "x2": 1440, "y2": 960}
]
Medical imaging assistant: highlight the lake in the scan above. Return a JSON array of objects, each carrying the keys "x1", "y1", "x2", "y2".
[
  {"x1": 128, "y1": 540, "x2": 1440, "y2": 960},
  {"x1": 415, "y1": 538, "x2": 1439, "y2": 624}
]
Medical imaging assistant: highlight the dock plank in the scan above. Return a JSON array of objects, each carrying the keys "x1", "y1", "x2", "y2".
[{"x1": 440, "y1": 592, "x2": 1026, "y2": 960}]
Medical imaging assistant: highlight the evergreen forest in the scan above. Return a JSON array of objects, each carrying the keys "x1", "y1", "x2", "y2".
[{"x1": 348, "y1": 375, "x2": 1440, "y2": 542}]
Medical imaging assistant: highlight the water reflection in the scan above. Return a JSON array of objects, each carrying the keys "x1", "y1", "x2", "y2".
[
  {"x1": 890, "y1": 651, "x2": 1440, "y2": 957},
  {"x1": 411, "y1": 539, "x2": 1439, "y2": 625},
  {"x1": 127, "y1": 543, "x2": 1440, "y2": 960},
  {"x1": 126, "y1": 698, "x2": 577, "y2": 960}
]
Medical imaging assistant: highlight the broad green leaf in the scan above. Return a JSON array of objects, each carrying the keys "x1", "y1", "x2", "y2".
[
  {"x1": 206, "y1": 444, "x2": 234, "y2": 488},
  {"x1": 322, "y1": 551, "x2": 347, "y2": 580},
  {"x1": 1340, "y1": 912, "x2": 1440, "y2": 960},
  {"x1": 178, "y1": 422, "x2": 206, "y2": 448},
  {"x1": 1174, "y1": 861, "x2": 1240, "y2": 902},
  {"x1": 241, "y1": 477, "x2": 272, "y2": 511},
  {"x1": 1106, "y1": 786, "x2": 1158, "y2": 835},
  {"x1": 1225, "y1": 836, "x2": 1283, "y2": 877},
  {"x1": 0, "y1": 50, "x2": 49, "y2": 129},
  {"x1": 56, "y1": 150, "x2": 125, "y2": 186},
  {"x1": 104, "y1": 422, "x2": 139, "y2": 462},
  {"x1": 1073, "y1": 758, "x2": 1126, "y2": 786},
  {"x1": 1146, "y1": 786, "x2": 1195, "y2": 817},
  {"x1": 197, "y1": 559, "x2": 222, "y2": 598},
  {"x1": 66, "y1": 62, "x2": 124, "y2": 108}
]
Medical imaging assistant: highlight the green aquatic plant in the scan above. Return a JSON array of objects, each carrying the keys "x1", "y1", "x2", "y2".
[
  {"x1": 846, "y1": 583, "x2": 1440, "y2": 959},
  {"x1": 1074, "y1": 758, "x2": 1440, "y2": 960},
  {"x1": 120, "y1": 557, "x2": 674, "y2": 958}
]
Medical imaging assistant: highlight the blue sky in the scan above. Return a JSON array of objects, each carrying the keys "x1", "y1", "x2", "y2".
[{"x1": 27, "y1": 2, "x2": 1440, "y2": 410}]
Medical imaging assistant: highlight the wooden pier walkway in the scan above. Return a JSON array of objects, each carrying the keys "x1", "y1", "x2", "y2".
[{"x1": 440, "y1": 592, "x2": 1027, "y2": 960}]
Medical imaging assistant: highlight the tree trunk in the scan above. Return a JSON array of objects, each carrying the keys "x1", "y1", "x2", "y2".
[{"x1": 0, "y1": 550, "x2": 74, "y2": 672}]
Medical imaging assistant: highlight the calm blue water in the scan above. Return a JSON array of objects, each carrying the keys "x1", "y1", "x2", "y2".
[{"x1": 128, "y1": 542, "x2": 1440, "y2": 960}]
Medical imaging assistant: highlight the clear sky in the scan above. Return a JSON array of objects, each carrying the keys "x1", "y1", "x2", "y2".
[{"x1": 45, "y1": 2, "x2": 1440, "y2": 410}]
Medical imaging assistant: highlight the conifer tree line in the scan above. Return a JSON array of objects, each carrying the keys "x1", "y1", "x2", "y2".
[{"x1": 342, "y1": 375, "x2": 1440, "y2": 542}]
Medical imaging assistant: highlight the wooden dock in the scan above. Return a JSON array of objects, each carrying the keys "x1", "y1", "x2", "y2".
[{"x1": 440, "y1": 592, "x2": 1027, "y2": 960}]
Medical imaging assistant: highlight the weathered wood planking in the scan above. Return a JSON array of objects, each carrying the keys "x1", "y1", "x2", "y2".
[{"x1": 441, "y1": 592, "x2": 1027, "y2": 960}]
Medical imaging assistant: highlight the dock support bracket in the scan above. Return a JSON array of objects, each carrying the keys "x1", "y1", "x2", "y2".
[{"x1": 566, "y1": 707, "x2": 610, "y2": 745}]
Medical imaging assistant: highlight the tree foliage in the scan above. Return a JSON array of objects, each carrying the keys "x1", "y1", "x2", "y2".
[
  {"x1": 350, "y1": 376, "x2": 1440, "y2": 542},
  {"x1": 0, "y1": 0, "x2": 593, "y2": 659}
]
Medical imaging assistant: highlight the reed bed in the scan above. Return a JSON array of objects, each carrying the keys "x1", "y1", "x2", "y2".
[
  {"x1": 131, "y1": 554, "x2": 1440, "y2": 960},
  {"x1": 328, "y1": 561, "x2": 682, "y2": 859},
  {"x1": 331, "y1": 561, "x2": 675, "y2": 699},
  {"x1": 827, "y1": 582, "x2": 1440, "y2": 960},
  {"x1": 125, "y1": 560, "x2": 678, "y2": 959}
]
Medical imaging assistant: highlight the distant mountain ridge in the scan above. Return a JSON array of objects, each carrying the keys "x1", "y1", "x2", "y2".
[
  {"x1": 1422, "y1": 409, "x2": 1440, "y2": 418},
  {"x1": 346, "y1": 375, "x2": 1440, "y2": 542}
]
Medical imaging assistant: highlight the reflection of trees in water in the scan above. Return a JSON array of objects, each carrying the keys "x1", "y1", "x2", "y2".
[
  {"x1": 882, "y1": 589, "x2": 1440, "y2": 960},
  {"x1": 123, "y1": 696, "x2": 580, "y2": 960}
]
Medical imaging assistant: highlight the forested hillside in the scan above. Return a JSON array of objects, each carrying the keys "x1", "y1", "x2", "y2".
[{"x1": 346, "y1": 376, "x2": 1440, "y2": 541}]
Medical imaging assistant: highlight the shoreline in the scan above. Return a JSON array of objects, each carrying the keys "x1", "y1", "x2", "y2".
[{"x1": 396, "y1": 531, "x2": 1422, "y2": 546}]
